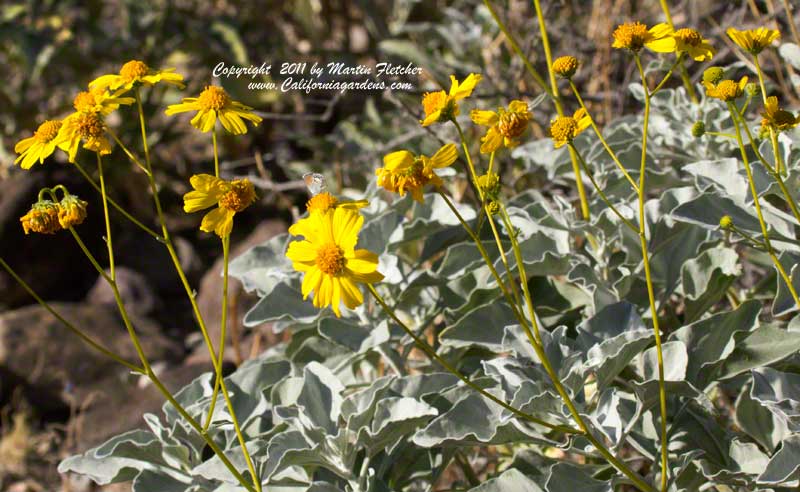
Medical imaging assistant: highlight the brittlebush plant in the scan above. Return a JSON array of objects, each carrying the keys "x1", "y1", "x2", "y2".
[{"x1": 5, "y1": 4, "x2": 800, "y2": 492}]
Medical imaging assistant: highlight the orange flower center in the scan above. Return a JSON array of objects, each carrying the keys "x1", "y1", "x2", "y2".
[
  {"x1": 550, "y1": 116, "x2": 578, "y2": 143},
  {"x1": 73, "y1": 91, "x2": 98, "y2": 112},
  {"x1": 120, "y1": 60, "x2": 149, "y2": 81},
  {"x1": 219, "y1": 179, "x2": 255, "y2": 212},
  {"x1": 198, "y1": 86, "x2": 230, "y2": 111},
  {"x1": 306, "y1": 192, "x2": 338, "y2": 213},
  {"x1": 613, "y1": 22, "x2": 650, "y2": 51},
  {"x1": 498, "y1": 111, "x2": 529, "y2": 138},
  {"x1": 34, "y1": 120, "x2": 62, "y2": 143},
  {"x1": 75, "y1": 113, "x2": 105, "y2": 139},
  {"x1": 674, "y1": 28, "x2": 702, "y2": 46},
  {"x1": 316, "y1": 243, "x2": 346, "y2": 275},
  {"x1": 709, "y1": 80, "x2": 742, "y2": 101}
]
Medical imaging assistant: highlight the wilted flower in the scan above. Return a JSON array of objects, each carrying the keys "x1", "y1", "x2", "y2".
[
  {"x1": 727, "y1": 27, "x2": 780, "y2": 55},
  {"x1": 57, "y1": 194, "x2": 88, "y2": 229},
  {"x1": 20, "y1": 200, "x2": 61, "y2": 235},
  {"x1": 420, "y1": 74, "x2": 481, "y2": 126},
  {"x1": 549, "y1": 109, "x2": 591, "y2": 148},
  {"x1": 286, "y1": 207, "x2": 383, "y2": 317},
  {"x1": 14, "y1": 120, "x2": 63, "y2": 169},
  {"x1": 470, "y1": 100, "x2": 531, "y2": 154},
  {"x1": 761, "y1": 96, "x2": 800, "y2": 132},
  {"x1": 166, "y1": 85, "x2": 262, "y2": 134},
  {"x1": 183, "y1": 174, "x2": 256, "y2": 237},
  {"x1": 376, "y1": 144, "x2": 458, "y2": 202},
  {"x1": 89, "y1": 60, "x2": 185, "y2": 93}
]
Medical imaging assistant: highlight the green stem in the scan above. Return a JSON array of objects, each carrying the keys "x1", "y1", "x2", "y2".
[
  {"x1": 134, "y1": 89, "x2": 262, "y2": 491},
  {"x1": 213, "y1": 127, "x2": 220, "y2": 178},
  {"x1": 568, "y1": 143, "x2": 639, "y2": 233},
  {"x1": 530, "y1": 0, "x2": 590, "y2": 221},
  {"x1": 452, "y1": 119, "x2": 484, "y2": 202},
  {"x1": 634, "y1": 53, "x2": 670, "y2": 492},
  {"x1": 568, "y1": 81, "x2": 639, "y2": 192},
  {"x1": 366, "y1": 284, "x2": 580, "y2": 434},
  {"x1": 658, "y1": 0, "x2": 698, "y2": 103},
  {"x1": 96, "y1": 154, "x2": 115, "y2": 282},
  {"x1": 72, "y1": 159, "x2": 163, "y2": 242},
  {"x1": 496, "y1": 203, "x2": 656, "y2": 492},
  {"x1": 204, "y1": 234, "x2": 230, "y2": 431},
  {"x1": 732, "y1": 107, "x2": 800, "y2": 226},
  {"x1": 753, "y1": 55, "x2": 785, "y2": 176},
  {"x1": 0, "y1": 256, "x2": 143, "y2": 373},
  {"x1": 728, "y1": 102, "x2": 800, "y2": 307}
]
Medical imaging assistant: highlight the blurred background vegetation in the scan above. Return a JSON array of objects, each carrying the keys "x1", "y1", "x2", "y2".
[{"x1": 1, "y1": 0, "x2": 799, "y2": 490}]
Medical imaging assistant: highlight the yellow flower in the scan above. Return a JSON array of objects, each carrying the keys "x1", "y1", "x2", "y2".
[
  {"x1": 476, "y1": 172, "x2": 500, "y2": 197},
  {"x1": 727, "y1": 27, "x2": 780, "y2": 54},
  {"x1": 552, "y1": 56, "x2": 579, "y2": 78},
  {"x1": 89, "y1": 60, "x2": 185, "y2": 93},
  {"x1": 20, "y1": 200, "x2": 62, "y2": 235},
  {"x1": 761, "y1": 96, "x2": 800, "y2": 132},
  {"x1": 306, "y1": 191, "x2": 368, "y2": 215},
  {"x1": 549, "y1": 108, "x2": 591, "y2": 148},
  {"x1": 165, "y1": 85, "x2": 262, "y2": 135},
  {"x1": 286, "y1": 207, "x2": 383, "y2": 317},
  {"x1": 183, "y1": 174, "x2": 256, "y2": 237},
  {"x1": 55, "y1": 112, "x2": 113, "y2": 163},
  {"x1": 646, "y1": 27, "x2": 715, "y2": 61},
  {"x1": 612, "y1": 22, "x2": 673, "y2": 52},
  {"x1": 14, "y1": 120, "x2": 62, "y2": 169},
  {"x1": 705, "y1": 76, "x2": 748, "y2": 102},
  {"x1": 376, "y1": 143, "x2": 458, "y2": 202},
  {"x1": 72, "y1": 87, "x2": 134, "y2": 115},
  {"x1": 420, "y1": 74, "x2": 481, "y2": 126},
  {"x1": 470, "y1": 100, "x2": 531, "y2": 154},
  {"x1": 57, "y1": 194, "x2": 88, "y2": 229}
]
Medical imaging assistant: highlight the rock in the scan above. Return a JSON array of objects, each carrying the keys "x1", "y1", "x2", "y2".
[
  {"x1": 85, "y1": 267, "x2": 159, "y2": 317},
  {"x1": 191, "y1": 220, "x2": 285, "y2": 364},
  {"x1": 0, "y1": 302, "x2": 182, "y2": 417}
]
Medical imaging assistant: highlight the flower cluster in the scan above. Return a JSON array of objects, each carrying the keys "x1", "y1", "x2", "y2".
[{"x1": 20, "y1": 191, "x2": 88, "y2": 235}]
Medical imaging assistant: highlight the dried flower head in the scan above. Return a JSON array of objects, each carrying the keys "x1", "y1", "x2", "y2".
[{"x1": 20, "y1": 200, "x2": 62, "y2": 235}]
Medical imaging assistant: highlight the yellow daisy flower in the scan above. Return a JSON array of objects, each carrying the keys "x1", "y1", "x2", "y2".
[
  {"x1": 165, "y1": 85, "x2": 262, "y2": 135},
  {"x1": 306, "y1": 191, "x2": 368, "y2": 215},
  {"x1": 376, "y1": 143, "x2": 459, "y2": 203},
  {"x1": 89, "y1": 60, "x2": 185, "y2": 93},
  {"x1": 286, "y1": 207, "x2": 383, "y2": 317},
  {"x1": 183, "y1": 174, "x2": 256, "y2": 237},
  {"x1": 727, "y1": 27, "x2": 780, "y2": 55},
  {"x1": 420, "y1": 74, "x2": 481, "y2": 127},
  {"x1": 761, "y1": 96, "x2": 800, "y2": 132},
  {"x1": 14, "y1": 120, "x2": 63, "y2": 169},
  {"x1": 20, "y1": 200, "x2": 62, "y2": 235},
  {"x1": 646, "y1": 27, "x2": 715, "y2": 61},
  {"x1": 612, "y1": 22, "x2": 673, "y2": 52},
  {"x1": 704, "y1": 76, "x2": 748, "y2": 102},
  {"x1": 72, "y1": 87, "x2": 134, "y2": 115},
  {"x1": 549, "y1": 109, "x2": 591, "y2": 148},
  {"x1": 470, "y1": 100, "x2": 531, "y2": 154},
  {"x1": 55, "y1": 112, "x2": 113, "y2": 163}
]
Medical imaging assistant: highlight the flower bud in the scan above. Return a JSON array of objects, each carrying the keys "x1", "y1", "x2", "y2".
[
  {"x1": 487, "y1": 200, "x2": 501, "y2": 215},
  {"x1": 553, "y1": 56, "x2": 579, "y2": 79},
  {"x1": 719, "y1": 215, "x2": 733, "y2": 229},
  {"x1": 477, "y1": 172, "x2": 500, "y2": 197},
  {"x1": 745, "y1": 82, "x2": 760, "y2": 97},
  {"x1": 691, "y1": 121, "x2": 706, "y2": 138},
  {"x1": 702, "y1": 67, "x2": 725, "y2": 85}
]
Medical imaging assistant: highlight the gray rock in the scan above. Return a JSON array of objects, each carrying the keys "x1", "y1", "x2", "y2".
[{"x1": 85, "y1": 267, "x2": 159, "y2": 317}]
